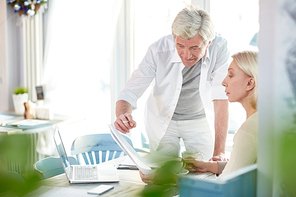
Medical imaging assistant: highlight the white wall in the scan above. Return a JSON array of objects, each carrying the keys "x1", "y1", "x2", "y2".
[
  {"x1": 0, "y1": 1, "x2": 22, "y2": 112},
  {"x1": 0, "y1": 0, "x2": 9, "y2": 111}
]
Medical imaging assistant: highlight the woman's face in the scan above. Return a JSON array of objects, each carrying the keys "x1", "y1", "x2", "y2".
[{"x1": 222, "y1": 60, "x2": 252, "y2": 103}]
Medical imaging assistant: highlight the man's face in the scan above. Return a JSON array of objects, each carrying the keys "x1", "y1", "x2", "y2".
[{"x1": 175, "y1": 34, "x2": 211, "y2": 67}]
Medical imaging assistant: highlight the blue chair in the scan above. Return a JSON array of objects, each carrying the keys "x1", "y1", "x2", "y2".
[
  {"x1": 178, "y1": 164, "x2": 257, "y2": 197},
  {"x1": 71, "y1": 133, "x2": 144, "y2": 165},
  {"x1": 33, "y1": 156, "x2": 77, "y2": 179}
]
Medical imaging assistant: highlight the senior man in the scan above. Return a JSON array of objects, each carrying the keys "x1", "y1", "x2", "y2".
[{"x1": 114, "y1": 5, "x2": 230, "y2": 161}]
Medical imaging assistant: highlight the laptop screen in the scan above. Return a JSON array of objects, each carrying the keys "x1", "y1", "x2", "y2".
[{"x1": 53, "y1": 126, "x2": 71, "y2": 175}]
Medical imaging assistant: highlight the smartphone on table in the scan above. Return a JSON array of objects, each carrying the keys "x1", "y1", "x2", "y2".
[{"x1": 87, "y1": 185, "x2": 114, "y2": 195}]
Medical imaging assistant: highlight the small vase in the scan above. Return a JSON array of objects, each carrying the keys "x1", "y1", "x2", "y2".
[{"x1": 12, "y1": 93, "x2": 28, "y2": 115}]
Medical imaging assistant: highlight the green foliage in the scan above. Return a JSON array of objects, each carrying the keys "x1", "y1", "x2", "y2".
[
  {"x1": 14, "y1": 87, "x2": 28, "y2": 95},
  {"x1": 279, "y1": 131, "x2": 296, "y2": 196},
  {"x1": 141, "y1": 184, "x2": 178, "y2": 197},
  {"x1": 141, "y1": 160, "x2": 183, "y2": 196},
  {"x1": 0, "y1": 134, "x2": 41, "y2": 196}
]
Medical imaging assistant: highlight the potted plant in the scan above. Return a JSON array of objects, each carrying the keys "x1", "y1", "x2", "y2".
[{"x1": 12, "y1": 87, "x2": 28, "y2": 115}]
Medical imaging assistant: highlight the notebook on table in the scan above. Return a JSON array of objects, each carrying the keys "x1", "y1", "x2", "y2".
[{"x1": 53, "y1": 126, "x2": 119, "y2": 183}]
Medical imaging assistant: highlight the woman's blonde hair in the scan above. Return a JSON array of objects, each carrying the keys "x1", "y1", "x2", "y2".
[
  {"x1": 232, "y1": 51, "x2": 258, "y2": 109},
  {"x1": 172, "y1": 5, "x2": 215, "y2": 43}
]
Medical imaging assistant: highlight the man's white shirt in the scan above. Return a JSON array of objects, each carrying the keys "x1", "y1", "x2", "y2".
[{"x1": 118, "y1": 34, "x2": 230, "y2": 151}]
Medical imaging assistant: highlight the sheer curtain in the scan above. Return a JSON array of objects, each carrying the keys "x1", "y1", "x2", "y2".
[
  {"x1": 42, "y1": 1, "x2": 122, "y2": 125},
  {"x1": 42, "y1": 0, "x2": 123, "y2": 152},
  {"x1": 210, "y1": 0, "x2": 259, "y2": 134}
]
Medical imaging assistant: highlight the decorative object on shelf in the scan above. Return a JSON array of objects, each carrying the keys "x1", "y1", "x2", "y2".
[
  {"x1": 34, "y1": 85, "x2": 53, "y2": 119},
  {"x1": 35, "y1": 86, "x2": 44, "y2": 100},
  {"x1": 35, "y1": 85, "x2": 44, "y2": 106},
  {"x1": 23, "y1": 100, "x2": 53, "y2": 120},
  {"x1": 24, "y1": 100, "x2": 36, "y2": 119},
  {"x1": 12, "y1": 86, "x2": 28, "y2": 115},
  {"x1": 35, "y1": 106, "x2": 53, "y2": 120},
  {"x1": 7, "y1": 0, "x2": 48, "y2": 16}
]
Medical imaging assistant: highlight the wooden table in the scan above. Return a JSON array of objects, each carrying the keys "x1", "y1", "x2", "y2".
[
  {"x1": 30, "y1": 154, "x2": 181, "y2": 197},
  {"x1": 40, "y1": 168, "x2": 146, "y2": 196}
]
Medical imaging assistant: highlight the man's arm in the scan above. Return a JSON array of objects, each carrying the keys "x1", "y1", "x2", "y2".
[
  {"x1": 114, "y1": 100, "x2": 136, "y2": 134},
  {"x1": 115, "y1": 45, "x2": 157, "y2": 134},
  {"x1": 116, "y1": 100, "x2": 133, "y2": 117},
  {"x1": 212, "y1": 99, "x2": 229, "y2": 161}
]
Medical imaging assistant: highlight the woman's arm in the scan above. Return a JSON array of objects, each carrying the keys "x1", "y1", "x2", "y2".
[{"x1": 183, "y1": 157, "x2": 220, "y2": 174}]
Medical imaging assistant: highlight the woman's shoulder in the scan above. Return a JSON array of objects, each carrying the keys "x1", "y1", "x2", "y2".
[
  {"x1": 235, "y1": 112, "x2": 258, "y2": 138},
  {"x1": 243, "y1": 112, "x2": 258, "y2": 127}
]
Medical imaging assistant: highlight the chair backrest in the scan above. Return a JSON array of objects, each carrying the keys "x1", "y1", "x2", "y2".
[
  {"x1": 33, "y1": 156, "x2": 77, "y2": 179},
  {"x1": 178, "y1": 164, "x2": 257, "y2": 197},
  {"x1": 70, "y1": 133, "x2": 134, "y2": 165}
]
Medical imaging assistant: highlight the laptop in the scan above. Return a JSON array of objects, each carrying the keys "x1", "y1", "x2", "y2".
[{"x1": 53, "y1": 126, "x2": 119, "y2": 183}]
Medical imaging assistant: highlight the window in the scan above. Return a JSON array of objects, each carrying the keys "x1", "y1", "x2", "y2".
[
  {"x1": 209, "y1": 0, "x2": 259, "y2": 135},
  {"x1": 42, "y1": 1, "x2": 122, "y2": 151},
  {"x1": 210, "y1": 0, "x2": 259, "y2": 54}
]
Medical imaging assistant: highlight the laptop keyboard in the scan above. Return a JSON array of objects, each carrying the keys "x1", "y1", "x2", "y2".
[{"x1": 74, "y1": 166, "x2": 98, "y2": 180}]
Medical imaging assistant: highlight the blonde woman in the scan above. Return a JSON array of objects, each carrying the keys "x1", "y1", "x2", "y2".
[{"x1": 184, "y1": 50, "x2": 258, "y2": 177}]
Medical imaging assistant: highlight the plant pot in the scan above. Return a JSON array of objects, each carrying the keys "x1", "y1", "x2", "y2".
[{"x1": 12, "y1": 93, "x2": 28, "y2": 115}]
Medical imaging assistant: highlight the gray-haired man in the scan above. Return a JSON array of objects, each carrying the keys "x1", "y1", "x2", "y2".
[{"x1": 114, "y1": 5, "x2": 230, "y2": 161}]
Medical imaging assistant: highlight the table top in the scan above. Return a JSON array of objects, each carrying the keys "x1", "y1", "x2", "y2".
[
  {"x1": 0, "y1": 111, "x2": 84, "y2": 133},
  {"x1": 29, "y1": 153, "x2": 184, "y2": 197},
  {"x1": 24, "y1": 151, "x2": 214, "y2": 196},
  {"x1": 34, "y1": 155, "x2": 147, "y2": 197},
  {"x1": 41, "y1": 168, "x2": 146, "y2": 196}
]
